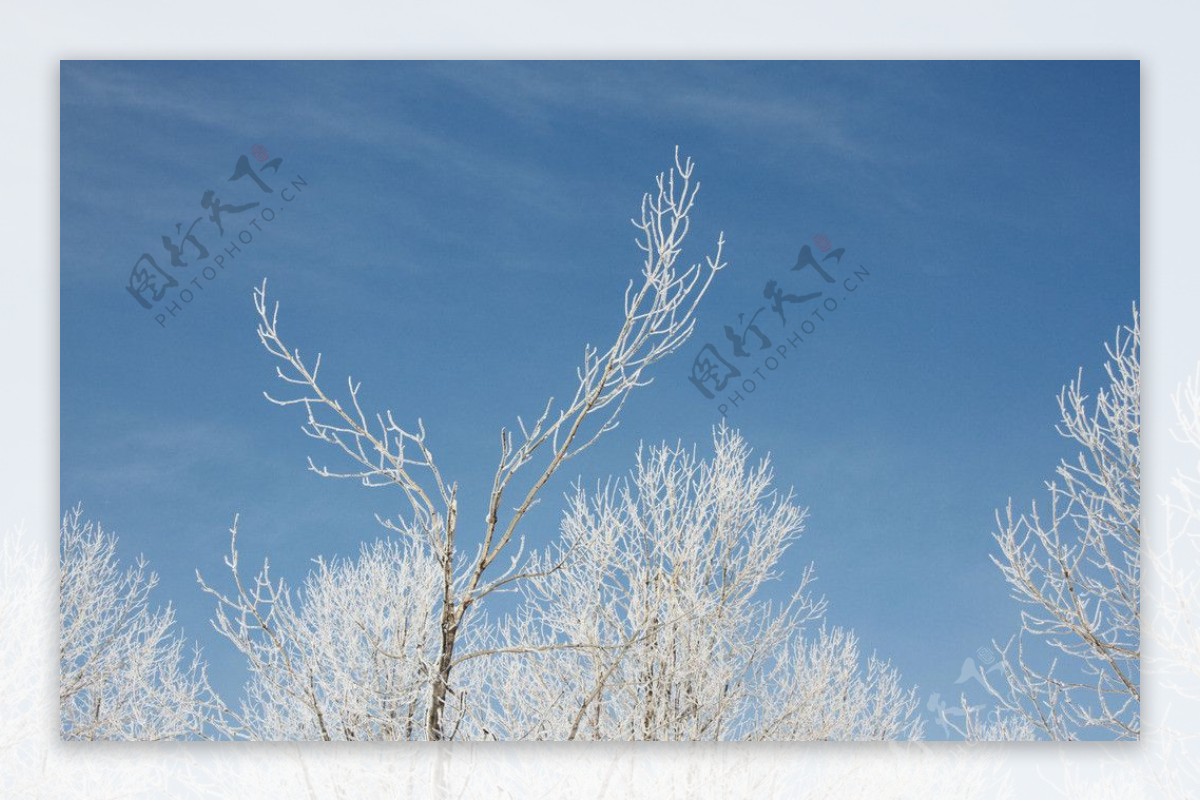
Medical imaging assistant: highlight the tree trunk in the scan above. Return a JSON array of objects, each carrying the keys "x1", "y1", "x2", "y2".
[{"x1": 427, "y1": 615, "x2": 459, "y2": 740}]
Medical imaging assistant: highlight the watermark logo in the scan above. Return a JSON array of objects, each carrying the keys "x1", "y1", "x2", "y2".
[
  {"x1": 925, "y1": 645, "x2": 1005, "y2": 737},
  {"x1": 686, "y1": 234, "x2": 872, "y2": 415},
  {"x1": 123, "y1": 145, "x2": 309, "y2": 328}
]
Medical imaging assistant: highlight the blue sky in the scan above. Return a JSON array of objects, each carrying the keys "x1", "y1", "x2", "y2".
[{"x1": 60, "y1": 60, "x2": 1139, "y2": 737}]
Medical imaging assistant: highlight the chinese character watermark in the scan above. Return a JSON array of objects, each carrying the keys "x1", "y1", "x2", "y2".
[
  {"x1": 686, "y1": 233, "x2": 872, "y2": 414},
  {"x1": 123, "y1": 145, "x2": 310, "y2": 328}
]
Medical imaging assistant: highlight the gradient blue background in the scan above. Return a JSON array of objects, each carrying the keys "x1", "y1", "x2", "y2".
[{"x1": 60, "y1": 61, "x2": 1139, "y2": 738}]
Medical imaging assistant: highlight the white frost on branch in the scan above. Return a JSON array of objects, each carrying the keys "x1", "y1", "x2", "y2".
[
  {"x1": 455, "y1": 427, "x2": 923, "y2": 741},
  {"x1": 197, "y1": 525, "x2": 447, "y2": 740},
  {"x1": 974, "y1": 306, "x2": 1140, "y2": 740},
  {"x1": 237, "y1": 148, "x2": 727, "y2": 740},
  {"x1": 59, "y1": 507, "x2": 219, "y2": 740}
]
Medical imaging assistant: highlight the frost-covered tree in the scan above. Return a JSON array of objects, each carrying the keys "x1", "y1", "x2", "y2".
[
  {"x1": 201, "y1": 429, "x2": 921, "y2": 741},
  {"x1": 199, "y1": 531, "x2": 445, "y2": 740},
  {"x1": 199, "y1": 150, "x2": 920, "y2": 741},
  {"x1": 979, "y1": 307, "x2": 1140, "y2": 740},
  {"x1": 235, "y1": 148, "x2": 727, "y2": 740},
  {"x1": 458, "y1": 427, "x2": 923, "y2": 741},
  {"x1": 59, "y1": 507, "x2": 219, "y2": 740}
]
